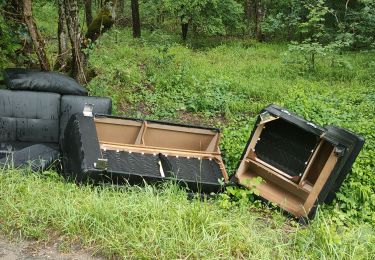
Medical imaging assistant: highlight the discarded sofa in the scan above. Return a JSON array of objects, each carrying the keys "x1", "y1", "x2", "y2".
[
  {"x1": 0, "y1": 68, "x2": 112, "y2": 171},
  {"x1": 231, "y1": 105, "x2": 365, "y2": 219},
  {"x1": 61, "y1": 104, "x2": 364, "y2": 219},
  {"x1": 62, "y1": 113, "x2": 228, "y2": 193}
]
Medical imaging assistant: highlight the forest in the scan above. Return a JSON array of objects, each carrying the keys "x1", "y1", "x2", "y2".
[{"x1": 0, "y1": 0, "x2": 375, "y2": 258}]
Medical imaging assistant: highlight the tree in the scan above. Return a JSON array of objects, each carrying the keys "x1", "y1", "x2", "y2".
[
  {"x1": 163, "y1": 0, "x2": 243, "y2": 41},
  {"x1": 64, "y1": 0, "x2": 87, "y2": 84},
  {"x1": 243, "y1": 0, "x2": 254, "y2": 34},
  {"x1": 116, "y1": 0, "x2": 125, "y2": 22},
  {"x1": 22, "y1": 0, "x2": 50, "y2": 70},
  {"x1": 55, "y1": 0, "x2": 69, "y2": 70},
  {"x1": 131, "y1": 0, "x2": 141, "y2": 37},
  {"x1": 84, "y1": 0, "x2": 93, "y2": 27},
  {"x1": 86, "y1": 6, "x2": 115, "y2": 42},
  {"x1": 254, "y1": 0, "x2": 265, "y2": 41}
]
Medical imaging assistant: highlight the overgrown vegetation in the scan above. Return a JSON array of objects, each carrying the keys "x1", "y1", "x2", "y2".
[
  {"x1": 1, "y1": 170, "x2": 374, "y2": 259},
  {"x1": 0, "y1": 0, "x2": 374, "y2": 258}
]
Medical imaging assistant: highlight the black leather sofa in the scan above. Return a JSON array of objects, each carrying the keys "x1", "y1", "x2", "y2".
[{"x1": 0, "y1": 89, "x2": 112, "y2": 171}]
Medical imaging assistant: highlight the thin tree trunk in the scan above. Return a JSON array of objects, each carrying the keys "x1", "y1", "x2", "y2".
[
  {"x1": 116, "y1": 0, "x2": 125, "y2": 21},
  {"x1": 23, "y1": 0, "x2": 50, "y2": 70},
  {"x1": 255, "y1": 0, "x2": 264, "y2": 41},
  {"x1": 131, "y1": 0, "x2": 141, "y2": 37},
  {"x1": 243, "y1": 0, "x2": 254, "y2": 36},
  {"x1": 84, "y1": 0, "x2": 93, "y2": 26},
  {"x1": 181, "y1": 22, "x2": 188, "y2": 41},
  {"x1": 55, "y1": 0, "x2": 69, "y2": 71},
  {"x1": 64, "y1": 0, "x2": 87, "y2": 84},
  {"x1": 245, "y1": 0, "x2": 252, "y2": 27}
]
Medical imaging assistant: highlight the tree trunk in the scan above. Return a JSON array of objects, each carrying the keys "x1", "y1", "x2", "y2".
[
  {"x1": 254, "y1": 0, "x2": 264, "y2": 41},
  {"x1": 22, "y1": 0, "x2": 50, "y2": 70},
  {"x1": 244, "y1": 0, "x2": 252, "y2": 27},
  {"x1": 84, "y1": 0, "x2": 93, "y2": 27},
  {"x1": 131, "y1": 0, "x2": 141, "y2": 37},
  {"x1": 181, "y1": 22, "x2": 188, "y2": 41},
  {"x1": 243, "y1": 0, "x2": 254, "y2": 36},
  {"x1": 55, "y1": 0, "x2": 69, "y2": 71},
  {"x1": 64, "y1": 0, "x2": 87, "y2": 84},
  {"x1": 116, "y1": 0, "x2": 125, "y2": 22}
]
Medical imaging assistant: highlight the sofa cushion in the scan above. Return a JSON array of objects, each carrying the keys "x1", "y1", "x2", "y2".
[
  {"x1": 59, "y1": 95, "x2": 112, "y2": 142},
  {"x1": 3, "y1": 68, "x2": 88, "y2": 96},
  {"x1": 0, "y1": 144, "x2": 59, "y2": 171},
  {"x1": 0, "y1": 90, "x2": 60, "y2": 143}
]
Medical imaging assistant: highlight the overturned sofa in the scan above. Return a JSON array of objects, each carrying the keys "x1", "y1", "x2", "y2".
[
  {"x1": 62, "y1": 113, "x2": 228, "y2": 193},
  {"x1": 232, "y1": 105, "x2": 365, "y2": 219},
  {"x1": 0, "y1": 68, "x2": 112, "y2": 171}
]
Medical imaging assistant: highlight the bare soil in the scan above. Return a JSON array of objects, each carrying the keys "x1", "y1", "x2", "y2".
[{"x1": 0, "y1": 235, "x2": 103, "y2": 260}]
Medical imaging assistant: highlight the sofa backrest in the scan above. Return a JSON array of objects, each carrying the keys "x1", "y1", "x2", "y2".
[
  {"x1": 59, "y1": 95, "x2": 112, "y2": 142},
  {"x1": 0, "y1": 89, "x2": 61, "y2": 143},
  {"x1": 0, "y1": 89, "x2": 112, "y2": 145}
]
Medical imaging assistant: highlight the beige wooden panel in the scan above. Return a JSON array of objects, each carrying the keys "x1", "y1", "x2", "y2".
[{"x1": 95, "y1": 121, "x2": 142, "y2": 145}]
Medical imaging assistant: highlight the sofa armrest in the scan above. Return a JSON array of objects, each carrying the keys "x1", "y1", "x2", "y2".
[{"x1": 59, "y1": 95, "x2": 112, "y2": 143}]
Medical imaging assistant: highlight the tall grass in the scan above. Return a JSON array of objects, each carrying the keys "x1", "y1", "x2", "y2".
[{"x1": 0, "y1": 170, "x2": 374, "y2": 259}]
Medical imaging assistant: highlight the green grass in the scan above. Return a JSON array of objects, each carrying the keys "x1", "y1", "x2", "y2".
[
  {"x1": 0, "y1": 3, "x2": 374, "y2": 258},
  {"x1": 0, "y1": 170, "x2": 374, "y2": 259}
]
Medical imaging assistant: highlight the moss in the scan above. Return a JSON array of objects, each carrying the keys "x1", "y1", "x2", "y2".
[{"x1": 85, "y1": 7, "x2": 114, "y2": 42}]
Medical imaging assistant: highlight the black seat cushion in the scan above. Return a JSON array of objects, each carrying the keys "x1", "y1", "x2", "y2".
[
  {"x1": 0, "y1": 144, "x2": 59, "y2": 171},
  {"x1": 3, "y1": 68, "x2": 88, "y2": 96}
]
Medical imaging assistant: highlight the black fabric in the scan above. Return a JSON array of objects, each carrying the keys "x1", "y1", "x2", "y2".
[
  {"x1": 0, "y1": 144, "x2": 59, "y2": 171},
  {"x1": 59, "y1": 95, "x2": 112, "y2": 142},
  {"x1": 103, "y1": 150, "x2": 160, "y2": 176},
  {"x1": 0, "y1": 90, "x2": 60, "y2": 143},
  {"x1": 160, "y1": 155, "x2": 223, "y2": 184},
  {"x1": 101, "y1": 151, "x2": 222, "y2": 192},
  {"x1": 3, "y1": 68, "x2": 88, "y2": 96},
  {"x1": 101, "y1": 151, "x2": 222, "y2": 184},
  {"x1": 62, "y1": 114, "x2": 102, "y2": 181},
  {"x1": 255, "y1": 119, "x2": 319, "y2": 177}
]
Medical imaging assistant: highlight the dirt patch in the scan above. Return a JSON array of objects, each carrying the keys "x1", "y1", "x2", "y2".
[
  {"x1": 177, "y1": 110, "x2": 228, "y2": 126},
  {"x1": 0, "y1": 235, "x2": 103, "y2": 260}
]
